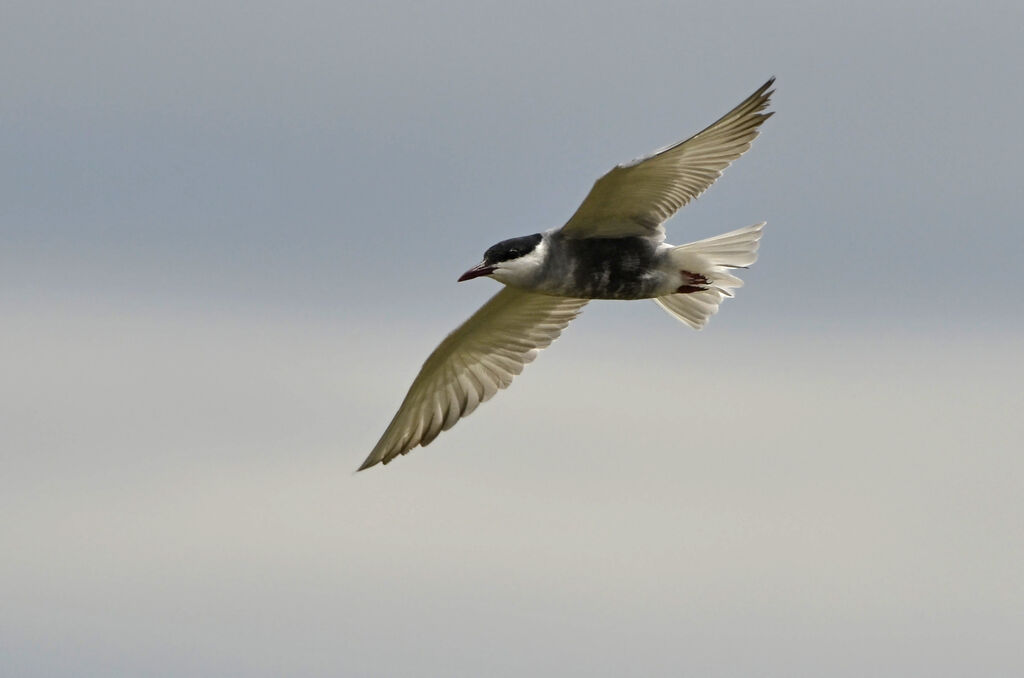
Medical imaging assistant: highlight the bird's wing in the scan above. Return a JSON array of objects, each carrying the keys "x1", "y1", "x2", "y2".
[
  {"x1": 358, "y1": 287, "x2": 588, "y2": 470},
  {"x1": 559, "y1": 78, "x2": 775, "y2": 240}
]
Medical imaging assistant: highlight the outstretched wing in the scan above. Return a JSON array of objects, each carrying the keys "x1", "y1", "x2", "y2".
[
  {"x1": 560, "y1": 78, "x2": 775, "y2": 240},
  {"x1": 359, "y1": 287, "x2": 588, "y2": 470}
]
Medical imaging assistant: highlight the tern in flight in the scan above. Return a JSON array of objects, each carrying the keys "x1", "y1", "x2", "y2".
[{"x1": 359, "y1": 78, "x2": 774, "y2": 471}]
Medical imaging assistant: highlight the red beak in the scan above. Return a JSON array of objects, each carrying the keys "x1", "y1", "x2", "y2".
[{"x1": 458, "y1": 263, "x2": 496, "y2": 282}]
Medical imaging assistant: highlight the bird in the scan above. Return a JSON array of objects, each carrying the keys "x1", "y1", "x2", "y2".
[{"x1": 358, "y1": 78, "x2": 774, "y2": 471}]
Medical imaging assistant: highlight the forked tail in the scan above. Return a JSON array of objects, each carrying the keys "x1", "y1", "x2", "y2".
[{"x1": 654, "y1": 222, "x2": 765, "y2": 329}]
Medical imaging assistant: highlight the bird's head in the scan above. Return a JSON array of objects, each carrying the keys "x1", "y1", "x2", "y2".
[{"x1": 458, "y1": 233, "x2": 545, "y2": 285}]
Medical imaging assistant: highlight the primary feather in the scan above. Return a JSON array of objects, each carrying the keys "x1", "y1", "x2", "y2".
[
  {"x1": 560, "y1": 78, "x2": 774, "y2": 240},
  {"x1": 359, "y1": 288, "x2": 587, "y2": 469}
]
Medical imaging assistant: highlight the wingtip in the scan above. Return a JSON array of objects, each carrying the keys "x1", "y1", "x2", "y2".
[
  {"x1": 355, "y1": 456, "x2": 379, "y2": 472},
  {"x1": 757, "y1": 77, "x2": 776, "y2": 101}
]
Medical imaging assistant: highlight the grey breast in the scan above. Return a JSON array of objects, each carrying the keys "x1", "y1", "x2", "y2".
[{"x1": 544, "y1": 234, "x2": 663, "y2": 300}]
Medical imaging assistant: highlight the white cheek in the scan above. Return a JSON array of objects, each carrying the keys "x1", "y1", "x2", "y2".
[
  {"x1": 492, "y1": 262, "x2": 528, "y2": 286},
  {"x1": 493, "y1": 240, "x2": 547, "y2": 287}
]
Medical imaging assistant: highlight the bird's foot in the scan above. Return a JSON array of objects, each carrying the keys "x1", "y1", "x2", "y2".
[{"x1": 676, "y1": 271, "x2": 710, "y2": 294}]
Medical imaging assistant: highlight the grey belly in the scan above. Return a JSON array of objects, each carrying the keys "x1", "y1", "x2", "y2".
[{"x1": 546, "y1": 237, "x2": 663, "y2": 300}]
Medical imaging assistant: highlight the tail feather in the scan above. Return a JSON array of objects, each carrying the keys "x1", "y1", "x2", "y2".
[
  {"x1": 654, "y1": 222, "x2": 764, "y2": 330},
  {"x1": 676, "y1": 221, "x2": 765, "y2": 268}
]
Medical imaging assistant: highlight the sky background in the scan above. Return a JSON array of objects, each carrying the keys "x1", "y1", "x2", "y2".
[{"x1": 3, "y1": 1, "x2": 1023, "y2": 676}]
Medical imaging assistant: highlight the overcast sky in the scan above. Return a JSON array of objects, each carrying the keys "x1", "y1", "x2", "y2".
[{"x1": 2, "y1": 2, "x2": 1023, "y2": 676}]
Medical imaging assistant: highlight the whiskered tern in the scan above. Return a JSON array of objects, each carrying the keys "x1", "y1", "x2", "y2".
[{"x1": 359, "y1": 78, "x2": 774, "y2": 471}]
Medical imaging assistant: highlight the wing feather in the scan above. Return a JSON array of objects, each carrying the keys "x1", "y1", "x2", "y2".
[
  {"x1": 358, "y1": 287, "x2": 588, "y2": 470},
  {"x1": 560, "y1": 78, "x2": 775, "y2": 239}
]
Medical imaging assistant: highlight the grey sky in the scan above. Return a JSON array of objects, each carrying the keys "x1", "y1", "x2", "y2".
[
  {"x1": 5, "y1": 0, "x2": 1023, "y2": 325},
  {"x1": 2, "y1": 1, "x2": 1023, "y2": 676}
]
